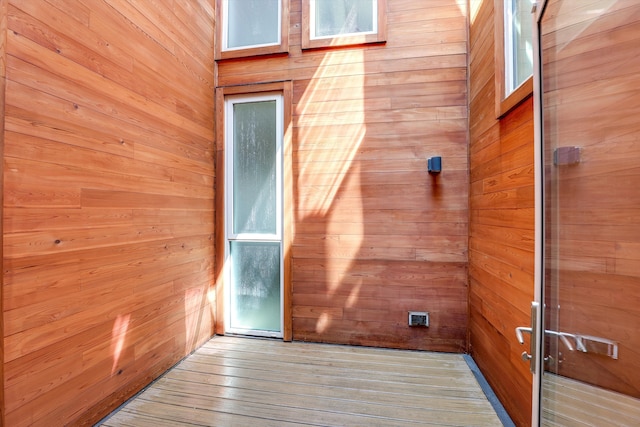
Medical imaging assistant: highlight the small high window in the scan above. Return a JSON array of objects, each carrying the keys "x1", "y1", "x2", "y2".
[
  {"x1": 494, "y1": 0, "x2": 534, "y2": 117},
  {"x1": 302, "y1": 0, "x2": 386, "y2": 49},
  {"x1": 216, "y1": 0, "x2": 289, "y2": 60}
]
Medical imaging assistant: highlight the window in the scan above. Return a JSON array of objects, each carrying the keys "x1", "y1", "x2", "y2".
[
  {"x1": 215, "y1": 0, "x2": 289, "y2": 60},
  {"x1": 494, "y1": 0, "x2": 534, "y2": 117},
  {"x1": 215, "y1": 82, "x2": 294, "y2": 340},
  {"x1": 302, "y1": 0, "x2": 387, "y2": 49}
]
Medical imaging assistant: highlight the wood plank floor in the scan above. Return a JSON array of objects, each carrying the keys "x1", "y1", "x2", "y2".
[
  {"x1": 99, "y1": 336, "x2": 504, "y2": 426},
  {"x1": 542, "y1": 373, "x2": 640, "y2": 427}
]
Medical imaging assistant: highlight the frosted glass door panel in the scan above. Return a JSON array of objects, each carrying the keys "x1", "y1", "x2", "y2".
[
  {"x1": 225, "y1": 92, "x2": 283, "y2": 337},
  {"x1": 227, "y1": 0, "x2": 279, "y2": 49},
  {"x1": 232, "y1": 101, "x2": 277, "y2": 235},
  {"x1": 229, "y1": 242, "x2": 281, "y2": 332},
  {"x1": 314, "y1": 0, "x2": 375, "y2": 38}
]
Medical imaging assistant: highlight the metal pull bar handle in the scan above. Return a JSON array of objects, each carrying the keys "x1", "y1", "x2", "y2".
[{"x1": 515, "y1": 302, "x2": 539, "y2": 374}]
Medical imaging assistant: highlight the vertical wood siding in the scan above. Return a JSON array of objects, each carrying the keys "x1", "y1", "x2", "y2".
[
  {"x1": 468, "y1": 1, "x2": 535, "y2": 426},
  {"x1": 217, "y1": 1, "x2": 469, "y2": 352},
  {"x1": 2, "y1": 1, "x2": 215, "y2": 425}
]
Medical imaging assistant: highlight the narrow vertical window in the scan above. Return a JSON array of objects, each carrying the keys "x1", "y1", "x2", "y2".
[
  {"x1": 225, "y1": 93, "x2": 284, "y2": 337},
  {"x1": 494, "y1": 0, "x2": 534, "y2": 117},
  {"x1": 505, "y1": 0, "x2": 534, "y2": 94}
]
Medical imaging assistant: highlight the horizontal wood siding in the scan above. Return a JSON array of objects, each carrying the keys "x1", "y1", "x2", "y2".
[
  {"x1": 541, "y1": 0, "x2": 640, "y2": 400},
  {"x1": 468, "y1": 1, "x2": 535, "y2": 426},
  {"x1": 2, "y1": 1, "x2": 215, "y2": 425},
  {"x1": 217, "y1": 1, "x2": 469, "y2": 352},
  {"x1": 0, "y1": 0, "x2": 7, "y2": 424}
]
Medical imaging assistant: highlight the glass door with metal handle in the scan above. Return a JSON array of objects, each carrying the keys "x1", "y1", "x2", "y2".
[{"x1": 533, "y1": 0, "x2": 640, "y2": 425}]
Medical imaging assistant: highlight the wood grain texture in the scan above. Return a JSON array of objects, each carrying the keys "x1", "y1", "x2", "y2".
[
  {"x1": 0, "y1": 0, "x2": 7, "y2": 423},
  {"x1": 468, "y1": 0, "x2": 535, "y2": 426},
  {"x1": 2, "y1": 0, "x2": 215, "y2": 425},
  {"x1": 100, "y1": 335, "x2": 503, "y2": 427},
  {"x1": 541, "y1": 0, "x2": 640, "y2": 402},
  {"x1": 217, "y1": 0, "x2": 469, "y2": 353},
  {"x1": 542, "y1": 373, "x2": 640, "y2": 426}
]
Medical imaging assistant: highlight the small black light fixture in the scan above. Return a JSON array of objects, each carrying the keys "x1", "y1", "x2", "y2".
[{"x1": 427, "y1": 156, "x2": 442, "y2": 174}]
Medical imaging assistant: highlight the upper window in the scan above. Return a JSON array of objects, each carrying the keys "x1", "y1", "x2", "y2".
[
  {"x1": 494, "y1": 0, "x2": 534, "y2": 117},
  {"x1": 505, "y1": 0, "x2": 533, "y2": 93},
  {"x1": 216, "y1": 0, "x2": 289, "y2": 60},
  {"x1": 302, "y1": 0, "x2": 387, "y2": 49}
]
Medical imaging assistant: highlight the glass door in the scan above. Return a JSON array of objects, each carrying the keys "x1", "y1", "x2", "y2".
[
  {"x1": 225, "y1": 93, "x2": 284, "y2": 338},
  {"x1": 536, "y1": 0, "x2": 640, "y2": 424}
]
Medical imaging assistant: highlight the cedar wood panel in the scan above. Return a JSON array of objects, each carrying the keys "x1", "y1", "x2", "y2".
[
  {"x1": 216, "y1": 0, "x2": 469, "y2": 352},
  {"x1": 0, "y1": 0, "x2": 553, "y2": 424},
  {"x1": 2, "y1": 0, "x2": 216, "y2": 425},
  {"x1": 468, "y1": 1, "x2": 535, "y2": 426},
  {"x1": 0, "y1": 0, "x2": 7, "y2": 423}
]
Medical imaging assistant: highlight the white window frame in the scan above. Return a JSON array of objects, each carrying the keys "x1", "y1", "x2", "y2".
[
  {"x1": 224, "y1": 92, "x2": 285, "y2": 338},
  {"x1": 215, "y1": 0, "x2": 289, "y2": 60},
  {"x1": 222, "y1": 0, "x2": 282, "y2": 52},
  {"x1": 225, "y1": 93, "x2": 284, "y2": 243},
  {"x1": 309, "y1": 0, "x2": 378, "y2": 41},
  {"x1": 504, "y1": 0, "x2": 534, "y2": 95},
  {"x1": 302, "y1": 0, "x2": 386, "y2": 50},
  {"x1": 494, "y1": 0, "x2": 534, "y2": 118}
]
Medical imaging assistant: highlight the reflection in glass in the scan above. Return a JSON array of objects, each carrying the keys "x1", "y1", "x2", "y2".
[
  {"x1": 540, "y1": 0, "x2": 640, "y2": 424},
  {"x1": 232, "y1": 101, "x2": 277, "y2": 235},
  {"x1": 314, "y1": 0, "x2": 375, "y2": 38},
  {"x1": 230, "y1": 242, "x2": 281, "y2": 332},
  {"x1": 227, "y1": 0, "x2": 279, "y2": 49},
  {"x1": 506, "y1": 0, "x2": 533, "y2": 93}
]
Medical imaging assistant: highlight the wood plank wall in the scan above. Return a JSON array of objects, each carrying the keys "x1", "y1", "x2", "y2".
[
  {"x1": 0, "y1": 0, "x2": 7, "y2": 424},
  {"x1": 467, "y1": 1, "x2": 535, "y2": 426},
  {"x1": 541, "y1": 0, "x2": 640, "y2": 399},
  {"x1": 217, "y1": 0, "x2": 469, "y2": 352},
  {"x1": 2, "y1": 1, "x2": 215, "y2": 425}
]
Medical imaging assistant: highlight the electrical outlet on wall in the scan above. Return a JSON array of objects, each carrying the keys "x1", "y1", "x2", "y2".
[{"x1": 408, "y1": 311, "x2": 429, "y2": 327}]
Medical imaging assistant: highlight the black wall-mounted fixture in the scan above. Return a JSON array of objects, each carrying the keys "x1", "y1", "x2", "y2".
[{"x1": 427, "y1": 156, "x2": 442, "y2": 174}]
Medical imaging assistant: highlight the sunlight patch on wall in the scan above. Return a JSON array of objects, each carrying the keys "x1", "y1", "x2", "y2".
[
  {"x1": 296, "y1": 50, "x2": 366, "y2": 218},
  {"x1": 297, "y1": 49, "x2": 367, "y2": 334},
  {"x1": 470, "y1": 0, "x2": 485, "y2": 24},
  {"x1": 184, "y1": 286, "x2": 207, "y2": 352},
  {"x1": 110, "y1": 314, "x2": 130, "y2": 375},
  {"x1": 345, "y1": 282, "x2": 362, "y2": 308},
  {"x1": 315, "y1": 312, "x2": 331, "y2": 333},
  {"x1": 326, "y1": 163, "x2": 364, "y2": 294},
  {"x1": 456, "y1": 0, "x2": 467, "y2": 17}
]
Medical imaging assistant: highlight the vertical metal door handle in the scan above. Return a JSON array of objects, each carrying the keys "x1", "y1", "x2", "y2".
[{"x1": 515, "y1": 302, "x2": 539, "y2": 374}]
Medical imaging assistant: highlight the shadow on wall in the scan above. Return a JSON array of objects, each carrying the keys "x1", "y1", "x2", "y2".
[{"x1": 291, "y1": 0, "x2": 469, "y2": 352}]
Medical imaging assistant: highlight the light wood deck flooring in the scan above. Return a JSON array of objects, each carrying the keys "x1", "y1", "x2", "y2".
[
  {"x1": 542, "y1": 373, "x2": 640, "y2": 427},
  {"x1": 99, "y1": 335, "x2": 504, "y2": 426}
]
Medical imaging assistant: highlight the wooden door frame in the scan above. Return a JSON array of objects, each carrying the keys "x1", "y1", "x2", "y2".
[{"x1": 214, "y1": 81, "x2": 293, "y2": 341}]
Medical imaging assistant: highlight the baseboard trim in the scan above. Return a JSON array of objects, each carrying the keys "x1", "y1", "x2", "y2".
[{"x1": 464, "y1": 354, "x2": 516, "y2": 427}]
